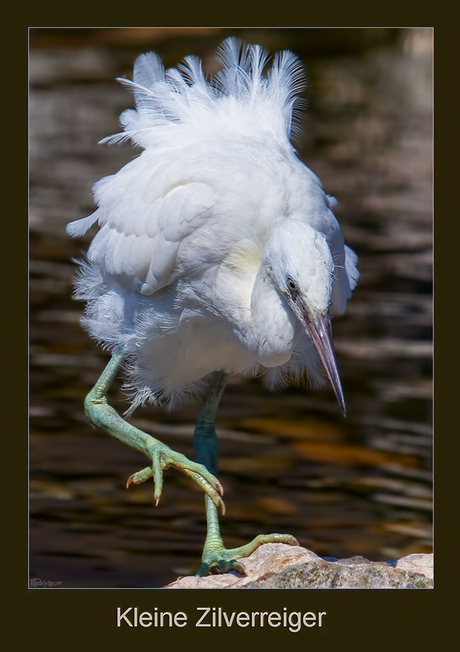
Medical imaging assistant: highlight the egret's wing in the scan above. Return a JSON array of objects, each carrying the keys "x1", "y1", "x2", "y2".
[
  {"x1": 67, "y1": 167, "x2": 215, "y2": 295},
  {"x1": 344, "y1": 245, "x2": 359, "y2": 291},
  {"x1": 303, "y1": 193, "x2": 359, "y2": 315},
  {"x1": 290, "y1": 165, "x2": 358, "y2": 315},
  {"x1": 328, "y1": 225, "x2": 359, "y2": 315}
]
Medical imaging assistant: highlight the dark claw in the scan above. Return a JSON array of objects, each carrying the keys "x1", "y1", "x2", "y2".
[
  {"x1": 216, "y1": 480, "x2": 224, "y2": 496},
  {"x1": 196, "y1": 558, "x2": 246, "y2": 577},
  {"x1": 217, "y1": 559, "x2": 228, "y2": 573},
  {"x1": 230, "y1": 561, "x2": 246, "y2": 575},
  {"x1": 218, "y1": 559, "x2": 245, "y2": 575}
]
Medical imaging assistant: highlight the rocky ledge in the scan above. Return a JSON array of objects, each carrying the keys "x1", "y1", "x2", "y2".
[{"x1": 165, "y1": 543, "x2": 433, "y2": 589}]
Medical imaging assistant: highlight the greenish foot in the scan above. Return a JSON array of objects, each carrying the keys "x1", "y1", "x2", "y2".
[
  {"x1": 125, "y1": 445, "x2": 225, "y2": 512},
  {"x1": 196, "y1": 532, "x2": 299, "y2": 577},
  {"x1": 84, "y1": 346, "x2": 225, "y2": 512},
  {"x1": 195, "y1": 495, "x2": 299, "y2": 577}
]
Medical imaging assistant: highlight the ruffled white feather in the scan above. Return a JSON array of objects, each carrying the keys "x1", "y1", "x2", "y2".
[
  {"x1": 96, "y1": 37, "x2": 306, "y2": 150},
  {"x1": 67, "y1": 39, "x2": 359, "y2": 412}
]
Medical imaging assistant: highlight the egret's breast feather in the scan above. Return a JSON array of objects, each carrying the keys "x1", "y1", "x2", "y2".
[
  {"x1": 217, "y1": 239, "x2": 264, "y2": 320},
  {"x1": 225, "y1": 239, "x2": 263, "y2": 275}
]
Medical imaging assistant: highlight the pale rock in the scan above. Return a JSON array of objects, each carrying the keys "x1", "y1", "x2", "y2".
[
  {"x1": 394, "y1": 552, "x2": 433, "y2": 580},
  {"x1": 164, "y1": 543, "x2": 433, "y2": 589}
]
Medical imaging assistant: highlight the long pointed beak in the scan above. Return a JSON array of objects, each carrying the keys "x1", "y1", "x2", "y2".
[{"x1": 304, "y1": 311, "x2": 346, "y2": 416}]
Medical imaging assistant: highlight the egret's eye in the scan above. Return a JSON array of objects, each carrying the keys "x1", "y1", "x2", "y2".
[{"x1": 286, "y1": 276, "x2": 297, "y2": 292}]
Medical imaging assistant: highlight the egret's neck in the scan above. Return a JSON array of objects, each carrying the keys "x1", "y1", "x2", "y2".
[{"x1": 249, "y1": 264, "x2": 297, "y2": 367}]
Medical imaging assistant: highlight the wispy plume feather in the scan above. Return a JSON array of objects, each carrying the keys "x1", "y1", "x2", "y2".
[{"x1": 101, "y1": 37, "x2": 307, "y2": 149}]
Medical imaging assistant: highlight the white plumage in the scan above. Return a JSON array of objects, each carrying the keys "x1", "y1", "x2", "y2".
[{"x1": 67, "y1": 38, "x2": 358, "y2": 414}]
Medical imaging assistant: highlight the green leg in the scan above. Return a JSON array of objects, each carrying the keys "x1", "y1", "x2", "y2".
[
  {"x1": 194, "y1": 372, "x2": 299, "y2": 577},
  {"x1": 85, "y1": 345, "x2": 224, "y2": 511}
]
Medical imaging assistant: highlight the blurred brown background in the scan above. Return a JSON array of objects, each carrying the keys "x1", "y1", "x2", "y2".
[{"x1": 29, "y1": 27, "x2": 432, "y2": 588}]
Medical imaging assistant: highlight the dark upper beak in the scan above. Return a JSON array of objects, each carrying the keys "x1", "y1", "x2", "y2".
[{"x1": 302, "y1": 308, "x2": 346, "y2": 416}]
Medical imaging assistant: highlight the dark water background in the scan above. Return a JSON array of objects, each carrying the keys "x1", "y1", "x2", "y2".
[{"x1": 29, "y1": 27, "x2": 432, "y2": 588}]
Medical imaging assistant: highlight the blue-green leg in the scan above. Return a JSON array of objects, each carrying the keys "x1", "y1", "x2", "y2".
[
  {"x1": 194, "y1": 372, "x2": 299, "y2": 577},
  {"x1": 85, "y1": 345, "x2": 224, "y2": 510}
]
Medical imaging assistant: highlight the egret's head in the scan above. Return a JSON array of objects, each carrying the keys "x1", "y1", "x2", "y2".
[
  {"x1": 264, "y1": 220, "x2": 334, "y2": 314},
  {"x1": 263, "y1": 220, "x2": 345, "y2": 414}
]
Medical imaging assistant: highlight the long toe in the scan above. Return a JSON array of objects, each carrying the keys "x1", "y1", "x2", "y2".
[
  {"x1": 196, "y1": 533, "x2": 299, "y2": 577},
  {"x1": 125, "y1": 442, "x2": 225, "y2": 510}
]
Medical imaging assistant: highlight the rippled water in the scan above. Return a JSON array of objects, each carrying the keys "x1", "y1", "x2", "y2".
[{"x1": 29, "y1": 27, "x2": 432, "y2": 588}]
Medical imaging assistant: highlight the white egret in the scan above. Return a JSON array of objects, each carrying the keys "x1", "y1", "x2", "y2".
[{"x1": 67, "y1": 38, "x2": 359, "y2": 577}]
